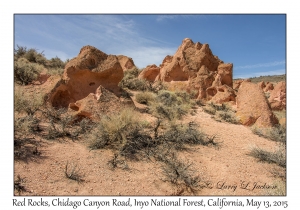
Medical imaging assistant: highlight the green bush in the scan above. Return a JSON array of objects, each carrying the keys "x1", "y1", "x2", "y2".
[
  {"x1": 14, "y1": 58, "x2": 44, "y2": 85},
  {"x1": 149, "y1": 90, "x2": 192, "y2": 120},
  {"x1": 48, "y1": 56, "x2": 65, "y2": 69},
  {"x1": 14, "y1": 88, "x2": 44, "y2": 115},
  {"x1": 135, "y1": 92, "x2": 156, "y2": 105}
]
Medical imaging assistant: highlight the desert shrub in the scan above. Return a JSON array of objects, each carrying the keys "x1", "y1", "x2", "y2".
[
  {"x1": 119, "y1": 67, "x2": 148, "y2": 91},
  {"x1": 24, "y1": 48, "x2": 44, "y2": 63},
  {"x1": 64, "y1": 161, "x2": 85, "y2": 183},
  {"x1": 14, "y1": 88, "x2": 44, "y2": 115},
  {"x1": 135, "y1": 91, "x2": 156, "y2": 105},
  {"x1": 41, "y1": 107, "x2": 87, "y2": 140},
  {"x1": 150, "y1": 90, "x2": 192, "y2": 120},
  {"x1": 47, "y1": 56, "x2": 65, "y2": 69},
  {"x1": 14, "y1": 175, "x2": 26, "y2": 195},
  {"x1": 157, "y1": 152, "x2": 206, "y2": 194},
  {"x1": 120, "y1": 77, "x2": 150, "y2": 91},
  {"x1": 89, "y1": 108, "x2": 155, "y2": 160},
  {"x1": 107, "y1": 154, "x2": 129, "y2": 170},
  {"x1": 203, "y1": 105, "x2": 216, "y2": 115},
  {"x1": 14, "y1": 58, "x2": 44, "y2": 85},
  {"x1": 47, "y1": 67, "x2": 64, "y2": 76},
  {"x1": 216, "y1": 110, "x2": 239, "y2": 124},
  {"x1": 203, "y1": 102, "x2": 239, "y2": 124},
  {"x1": 14, "y1": 115, "x2": 40, "y2": 135},
  {"x1": 249, "y1": 145, "x2": 286, "y2": 168},
  {"x1": 251, "y1": 124, "x2": 286, "y2": 143},
  {"x1": 157, "y1": 123, "x2": 217, "y2": 151},
  {"x1": 14, "y1": 45, "x2": 27, "y2": 60}
]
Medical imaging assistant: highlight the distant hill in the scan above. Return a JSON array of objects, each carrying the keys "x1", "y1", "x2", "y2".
[{"x1": 234, "y1": 74, "x2": 286, "y2": 84}]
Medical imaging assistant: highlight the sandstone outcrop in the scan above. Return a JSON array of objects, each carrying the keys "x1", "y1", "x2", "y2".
[
  {"x1": 117, "y1": 55, "x2": 136, "y2": 71},
  {"x1": 236, "y1": 81, "x2": 278, "y2": 127},
  {"x1": 139, "y1": 38, "x2": 235, "y2": 102},
  {"x1": 209, "y1": 85, "x2": 236, "y2": 104},
  {"x1": 138, "y1": 64, "x2": 160, "y2": 82},
  {"x1": 268, "y1": 81, "x2": 286, "y2": 110},
  {"x1": 258, "y1": 81, "x2": 266, "y2": 89},
  {"x1": 49, "y1": 46, "x2": 133, "y2": 119},
  {"x1": 263, "y1": 83, "x2": 274, "y2": 92}
]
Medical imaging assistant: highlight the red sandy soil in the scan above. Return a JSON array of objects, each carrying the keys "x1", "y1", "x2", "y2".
[{"x1": 14, "y1": 106, "x2": 284, "y2": 196}]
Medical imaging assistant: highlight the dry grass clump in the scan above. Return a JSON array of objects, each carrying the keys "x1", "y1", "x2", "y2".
[
  {"x1": 14, "y1": 175, "x2": 27, "y2": 195},
  {"x1": 119, "y1": 67, "x2": 149, "y2": 91},
  {"x1": 42, "y1": 107, "x2": 92, "y2": 140},
  {"x1": 64, "y1": 161, "x2": 85, "y2": 183},
  {"x1": 14, "y1": 57, "x2": 44, "y2": 85},
  {"x1": 156, "y1": 122, "x2": 216, "y2": 151},
  {"x1": 14, "y1": 45, "x2": 67, "y2": 81},
  {"x1": 149, "y1": 90, "x2": 192, "y2": 121},
  {"x1": 251, "y1": 124, "x2": 286, "y2": 143},
  {"x1": 14, "y1": 87, "x2": 44, "y2": 115},
  {"x1": 157, "y1": 152, "x2": 207, "y2": 194},
  {"x1": 249, "y1": 144, "x2": 286, "y2": 168},
  {"x1": 88, "y1": 108, "x2": 154, "y2": 160},
  {"x1": 203, "y1": 102, "x2": 239, "y2": 124}
]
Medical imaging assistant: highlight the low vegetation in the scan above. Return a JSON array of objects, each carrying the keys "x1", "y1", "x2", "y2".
[
  {"x1": 234, "y1": 74, "x2": 286, "y2": 84},
  {"x1": 64, "y1": 161, "x2": 85, "y2": 183},
  {"x1": 14, "y1": 45, "x2": 67, "y2": 85},
  {"x1": 158, "y1": 152, "x2": 207, "y2": 194},
  {"x1": 251, "y1": 124, "x2": 286, "y2": 143},
  {"x1": 249, "y1": 145, "x2": 286, "y2": 168},
  {"x1": 203, "y1": 102, "x2": 239, "y2": 124}
]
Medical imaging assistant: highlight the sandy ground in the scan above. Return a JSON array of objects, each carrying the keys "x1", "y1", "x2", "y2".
[{"x1": 14, "y1": 106, "x2": 285, "y2": 196}]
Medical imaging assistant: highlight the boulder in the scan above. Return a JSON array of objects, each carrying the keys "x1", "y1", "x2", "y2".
[
  {"x1": 257, "y1": 81, "x2": 266, "y2": 89},
  {"x1": 208, "y1": 85, "x2": 236, "y2": 104},
  {"x1": 49, "y1": 46, "x2": 134, "y2": 119},
  {"x1": 268, "y1": 82, "x2": 286, "y2": 110},
  {"x1": 263, "y1": 83, "x2": 274, "y2": 92},
  {"x1": 68, "y1": 85, "x2": 130, "y2": 119},
  {"x1": 117, "y1": 55, "x2": 136, "y2": 71},
  {"x1": 217, "y1": 63, "x2": 233, "y2": 87},
  {"x1": 138, "y1": 64, "x2": 160, "y2": 82},
  {"x1": 236, "y1": 81, "x2": 278, "y2": 127}
]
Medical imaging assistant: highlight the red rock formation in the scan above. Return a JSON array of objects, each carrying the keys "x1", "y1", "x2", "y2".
[
  {"x1": 268, "y1": 81, "x2": 286, "y2": 110},
  {"x1": 139, "y1": 38, "x2": 234, "y2": 102},
  {"x1": 49, "y1": 46, "x2": 133, "y2": 118},
  {"x1": 209, "y1": 85, "x2": 236, "y2": 104},
  {"x1": 257, "y1": 81, "x2": 266, "y2": 89},
  {"x1": 263, "y1": 82, "x2": 274, "y2": 92},
  {"x1": 117, "y1": 55, "x2": 136, "y2": 71},
  {"x1": 138, "y1": 64, "x2": 160, "y2": 82},
  {"x1": 236, "y1": 81, "x2": 278, "y2": 127}
]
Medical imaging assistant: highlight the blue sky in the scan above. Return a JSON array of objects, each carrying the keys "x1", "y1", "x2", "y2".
[{"x1": 14, "y1": 14, "x2": 286, "y2": 79}]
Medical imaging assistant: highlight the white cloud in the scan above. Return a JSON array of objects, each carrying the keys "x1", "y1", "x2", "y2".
[{"x1": 235, "y1": 61, "x2": 285, "y2": 69}]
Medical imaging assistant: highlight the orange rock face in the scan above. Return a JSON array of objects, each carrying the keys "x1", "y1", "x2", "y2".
[
  {"x1": 258, "y1": 81, "x2": 266, "y2": 89},
  {"x1": 268, "y1": 81, "x2": 286, "y2": 110},
  {"x1": 117, "y1": 55, "x2": 136, "y2": 71},
  {"x1": 263, "y1": 83, "x2": 274, "y2": 92},
  {"x1": 139, "y1": 38, "x2": 234, "y2": 102},
  {"x1": 138, "y1": 64, "x2": 160, "y2": 82},
  {"x1": 49, "y1": 46, "x2": 133, "y2": 118},
  {"x1": 236, "y1": 82, "x2": 278, "y2": 127}
]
